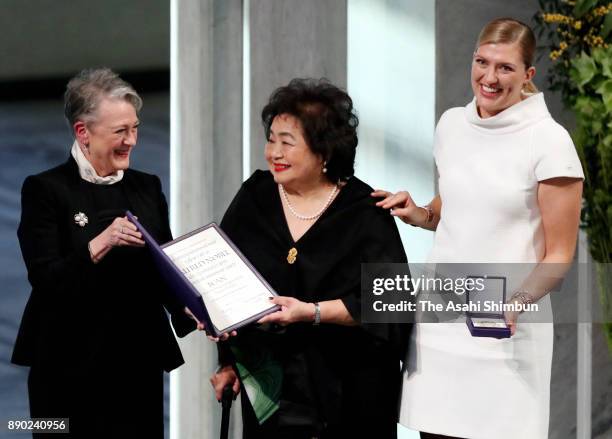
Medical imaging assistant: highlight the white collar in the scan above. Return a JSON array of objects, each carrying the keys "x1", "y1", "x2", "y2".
[
  {"x1": 70, "y1": 140, "x2": 124, "y2": 185},
  {"x1": 465, "y1": 92, "x2": 550, "y2": 133}
]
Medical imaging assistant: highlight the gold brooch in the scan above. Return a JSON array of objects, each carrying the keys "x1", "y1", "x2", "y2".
[{"x1": 287, "y1": 247, "x2": 298, "y2": 264}]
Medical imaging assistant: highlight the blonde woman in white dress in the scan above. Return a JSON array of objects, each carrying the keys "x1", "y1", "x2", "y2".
[{"x1": 373, "y1": 18, "x2": 584, "y2": 439}]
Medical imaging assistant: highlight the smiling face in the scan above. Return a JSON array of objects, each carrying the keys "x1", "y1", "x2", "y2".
[
  {"x1": 264, "y1": 114, "x2": 325, "y2": 190},
  {"x1": 74, "y1": 97, "x2": 139, "y2": 176},
  {"x1": 471, "y1": 42, "x2": 535, "y2": 118}
]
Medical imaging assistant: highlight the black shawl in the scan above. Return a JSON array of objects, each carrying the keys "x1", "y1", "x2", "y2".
[{"x1": 220, "y1": 170, "x2": 411, "y2": 430}]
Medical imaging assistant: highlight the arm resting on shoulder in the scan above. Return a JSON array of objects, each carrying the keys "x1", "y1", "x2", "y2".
[{"x1": 373, "y1": 190, "x2": 441, "y2": 231}]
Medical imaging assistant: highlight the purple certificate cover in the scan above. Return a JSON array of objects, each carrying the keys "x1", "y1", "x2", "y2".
[{"x1": 126, "y1": 211, "x2": 280, "y2": 337}]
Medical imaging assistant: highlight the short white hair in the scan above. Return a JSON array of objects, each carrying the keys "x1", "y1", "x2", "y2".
[{"x1": 64, "y1": 67, "x2": 143, "y2": 127}]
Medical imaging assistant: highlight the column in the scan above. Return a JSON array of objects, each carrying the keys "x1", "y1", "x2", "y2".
[
  {"x1": 170, "y1": 1, "x2": 243, "y2": 438},
  {"x1": 247, "y1": 0, "x2": 347, "y2": 172}
]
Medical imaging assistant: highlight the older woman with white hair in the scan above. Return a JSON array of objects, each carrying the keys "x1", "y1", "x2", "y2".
[{"x1": 12, "y1": 68, "x2": 195, "y2": 437}]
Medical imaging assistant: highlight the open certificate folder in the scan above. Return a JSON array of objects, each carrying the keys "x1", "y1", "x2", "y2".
[{"x1": 126, "y1": 211, "x2": 280, "y2": 337}]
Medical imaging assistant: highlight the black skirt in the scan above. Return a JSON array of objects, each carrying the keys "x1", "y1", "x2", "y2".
[{"x1": 28, "y1": 363, "x2": 164, "y2": 438}]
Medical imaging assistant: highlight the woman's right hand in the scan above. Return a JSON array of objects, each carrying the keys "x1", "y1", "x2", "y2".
[
  {"x1": 371, "y1": 189, "x2": 423, "y2": 225},
  {"x1": 88, "y1": 216, "x2": 145, "y2": 262},
  {"x1": 210, "y1": 365, "x2": 240, "y2": 401}
]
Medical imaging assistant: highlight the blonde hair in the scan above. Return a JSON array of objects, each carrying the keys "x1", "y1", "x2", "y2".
[{"x1": 476, "y1": 18, "x2": 538, "y2": 94}]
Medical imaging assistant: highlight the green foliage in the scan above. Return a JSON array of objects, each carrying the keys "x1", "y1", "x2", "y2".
[
  {"x1": 535, "y1": 0, "x2": 611, "y2": 106},
  {"x1": 602, "y1": 11, "x2": 612, "y2": 38},
  {"x1": 593, "y1": 46, "x2": 612, "y2": 75},
  {"x1": 571, "y1": 51, "x2": 598, "y2": 88},
  {"x1": 596, "y1": 78, "x2": 612, "y2": 111},
  {"x1": 536, "y1": 0, "x2": 612, "y2": 351},
  {"x1": 574, "y1": 0, "x2": 600, "y2": 18}
]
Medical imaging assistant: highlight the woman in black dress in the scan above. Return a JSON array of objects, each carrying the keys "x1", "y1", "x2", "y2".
[
  {"x1": 210, "y1": 78, "x2": 410, "y2": 439},
  {"x1": 12, "y1": 68, "x2": 195, "y2": 437}
]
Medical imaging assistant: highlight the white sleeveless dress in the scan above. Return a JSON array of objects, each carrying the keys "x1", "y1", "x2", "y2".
[{"x1": 399, "y1": 93, "x2": 584, "y2": 439}]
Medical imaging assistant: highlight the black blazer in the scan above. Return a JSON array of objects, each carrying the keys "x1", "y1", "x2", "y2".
[{"x1": 12, "y1": 157, "x2": 194, "y2": 372}]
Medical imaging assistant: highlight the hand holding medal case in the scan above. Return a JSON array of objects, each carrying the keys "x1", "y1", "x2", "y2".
[
  {"x1": 126, "y1": 211, "x2": 280, "y2": 337},
  {"x1": 466, "y1": 275, "x2": 511, "y2": 339}
]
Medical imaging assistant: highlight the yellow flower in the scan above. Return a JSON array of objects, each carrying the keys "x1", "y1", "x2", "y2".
[
  {"x1": 594, "y1": 6, "x2": 607, "y2": 16},
  {"x1": 583, "y1": 33, "x2": 606, "y2": 48},
  {"x1": 574, "y1": 20, "x2": 582, "y2": 30},
  {"x1": 559, "y1": 41, "x2": 568, "y2": 50},
  {"x1": 542, "y1": 13, "x2": 572, "y2": 24}
]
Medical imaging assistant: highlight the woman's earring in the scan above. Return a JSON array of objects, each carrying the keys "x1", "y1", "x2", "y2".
[{"x1": 322, "y1": 161, "x2": 328, "y2": 174}]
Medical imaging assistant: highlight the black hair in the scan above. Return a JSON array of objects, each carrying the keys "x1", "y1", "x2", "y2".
[{"x1": 261, "y1": 78, "x2": 359, "y2": 183}]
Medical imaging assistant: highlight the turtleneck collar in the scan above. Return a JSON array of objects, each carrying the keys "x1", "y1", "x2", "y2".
[
  {"x1": 70, "y1": 140, "x2": 124, "y2": 185},
  {"x1": 465, "y1": 92, "x2": 550, "y2": 133}
]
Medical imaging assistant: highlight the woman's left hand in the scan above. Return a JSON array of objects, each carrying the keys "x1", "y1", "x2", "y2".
[
  {"x1": 183, "y1": 307, "x2": 237, "y2": 341},
  {"x1": 184, "y1": 307, "x2": 205, "y2": 331},
  {"x1": 504, "y1": 307, "x2": 519, "y2": 336},
  {"x1": 257, "y1": 296, "x2": 315, "y2": 326}
]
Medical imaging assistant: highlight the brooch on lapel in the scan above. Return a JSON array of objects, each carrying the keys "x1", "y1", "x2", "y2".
[
  {"x1": 287, "y1": 247, "x2": 297, "y2": 264},
  {"x1": 74, "y1": 212, "x2": 89, "y2": 227}
]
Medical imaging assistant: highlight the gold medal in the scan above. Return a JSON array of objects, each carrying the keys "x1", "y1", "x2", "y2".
[{"x1": 287, "y1": 247, "x2": 298, "y2": 264}]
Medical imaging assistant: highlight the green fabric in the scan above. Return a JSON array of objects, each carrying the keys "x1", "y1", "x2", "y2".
[{"x1": 230, "y1": 345, "x2": 282, "y2": 424}]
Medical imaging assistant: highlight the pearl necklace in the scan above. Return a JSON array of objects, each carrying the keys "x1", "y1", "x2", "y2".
[{"x1": 280, "y1": 184, "x2": 338, "y2": 221}]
